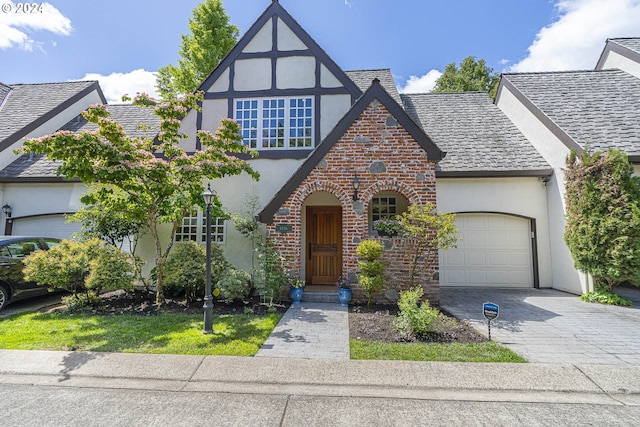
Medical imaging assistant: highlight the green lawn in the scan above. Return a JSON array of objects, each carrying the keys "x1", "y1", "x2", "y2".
[
  {"x1": 0, "y1": 312, "x2": 281, "y2": 356},
  {"x1": 350, "y1": 339, "x2": 527, "y2": 363}
]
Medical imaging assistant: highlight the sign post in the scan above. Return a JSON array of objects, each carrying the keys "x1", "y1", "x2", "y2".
[{"x1": 482, "y1": 302, "x2": 499, "y2": 340}]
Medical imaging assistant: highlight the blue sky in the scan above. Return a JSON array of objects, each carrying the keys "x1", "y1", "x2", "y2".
[{"x1": 2, "y1": 0, "x2": 640, "y2": 103}]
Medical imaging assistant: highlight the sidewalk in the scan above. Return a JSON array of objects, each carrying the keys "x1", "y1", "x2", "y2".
[
  {"x1": 1, "y1": 349, "x2": 639, "y2": 406},
  {"x1": 256, "y1": 302, "x2": 350, "y2": 359}
]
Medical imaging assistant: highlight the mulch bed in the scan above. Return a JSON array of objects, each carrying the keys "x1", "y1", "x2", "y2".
[
  {"x1": 50, "y1": 290, "x2": 485, "y2": 344},
  {"x1": 348, "y1": 304, "x2": 487, "y2": 344}
]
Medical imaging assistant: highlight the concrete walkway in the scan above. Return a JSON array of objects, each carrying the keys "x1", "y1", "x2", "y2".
[
  {"x1": 441, "y1": 287, "x2": 640, "y2": 365},
  {"x1": 256, "y1": 302, "x2": 350, "y2": 359}
]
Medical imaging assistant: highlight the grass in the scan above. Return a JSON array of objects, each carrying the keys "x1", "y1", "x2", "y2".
[
  {"x1": 350, "y1": 339, "x2": 527, "y2": 363},
  {"x1": 0, "y1": 312, "x2": 281, "y2": 356}
]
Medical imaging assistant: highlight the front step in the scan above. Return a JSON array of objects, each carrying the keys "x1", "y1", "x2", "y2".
[{"x1": 302, "y1": 291, "x2": 339, "y2": 303}]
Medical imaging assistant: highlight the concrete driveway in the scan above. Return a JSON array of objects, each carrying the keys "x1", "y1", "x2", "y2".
[{"x1": 440, "y1": 286, "x2": 640, "y2": 365}]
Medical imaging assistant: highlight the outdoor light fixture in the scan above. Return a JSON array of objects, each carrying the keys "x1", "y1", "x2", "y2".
[
  {"x1": 1, "y1": 204, "x2": 11, "y2": 217},
  {"x1": 352, "y1": 174, "x2": 360, "y2": 201},
  {"x1": 541, "y1": 176, "x2": 551, "y2": 186},
  {"x1": 201, "y1": 184, "x2": 216, "y2": 334}
]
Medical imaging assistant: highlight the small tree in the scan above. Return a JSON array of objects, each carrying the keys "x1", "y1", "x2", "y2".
[
  {"x1": 356, "y1": 239, "x2": 386, "y2": 306},
  {"x1": 397, "y1": 203, "x2": 458, "y2": 288},
  {"x1": 564, "y1": 149, "x2": 640, "y2": 291},
  {"x1": 21, "y1": 92, "x2": 259, "y2": 304}
]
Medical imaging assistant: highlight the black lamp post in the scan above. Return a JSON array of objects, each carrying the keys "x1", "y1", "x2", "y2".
[{"x1": 201, "y1": 184, "x2": 215, "y2": 334}]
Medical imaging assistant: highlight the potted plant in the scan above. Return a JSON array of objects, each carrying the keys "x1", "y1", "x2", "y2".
[
  {"x1": 373, "y1": 218, "x2": 403, "y2": 237},
  {"x1": 336, "y1": 275, "x2": 352, "y2": 307},
  {"x1": 289, "y1": 278, "x2": 305, "y2": 304}
]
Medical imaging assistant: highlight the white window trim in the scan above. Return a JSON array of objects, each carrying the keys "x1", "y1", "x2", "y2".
[
  {"x1": 234, "y1": 96, "x2": 314, "y2": 150},
  {"x1": 175, "y1": 211, "x2": 226, "y2": 244}
]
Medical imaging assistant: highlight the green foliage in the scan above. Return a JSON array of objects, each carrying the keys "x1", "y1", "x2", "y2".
[
  {"x1": 86, "y1": 244, "x2": 136, "y2": 293},
  {"x1": 216, "y1": 267, "x2": 251, "y2": 301},
  {"x1": 397, "y1": 203, "x2": 458, "y2": 288},
  {"x1": 358, "y1": 260, "x2": 385, "y2": 277},
  {"x1": 163, "y1": 241, "x2": 227, "y2": 302},
  {"x1": 23, "y1": 238, "x2": 133, "y2": 307},
  {"x1": 433, "y1": 56, "x2": 500, "y2": 99},
  {"x1": 254, "y1": 239, "x2": 290, "y2": 304},
  {"x1": 372, "y1": 219, "x2": 403, "y2": 235},
  {"x1": 580, "y1": 290, "x2": 633, "y2": 306},
  {"x1": 21, "y1": 91, "x2": 259, "y2": 304},
  {"x1": 157, "y1": 0, "x2": 238, "y2": 99},
  {"x1": 356, "y1": 239, "x2": 384, "y2": 261},
  {"x1": 356, "y1": 239, "x2": 386, "y2": 306},
  {"x1": 393, "y1": 286, "x2": 440, "y2": 338},
  {"x1": 564, "y1": 149, "x2": 640, "y2": 291}
]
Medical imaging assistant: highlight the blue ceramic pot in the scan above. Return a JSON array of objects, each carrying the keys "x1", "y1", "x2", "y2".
[
  {"x1": 338, "y1": 287, "x2": 352, "y2": 307},
  {"x1": 290, "y1": 286, "x2": 304, "y2": 304}
]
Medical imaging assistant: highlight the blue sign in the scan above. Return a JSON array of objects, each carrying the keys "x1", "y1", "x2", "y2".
[{"x1": 483, "y1": 302, "x2": 499, "y2": 320}]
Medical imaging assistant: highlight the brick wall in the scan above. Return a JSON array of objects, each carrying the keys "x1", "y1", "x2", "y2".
[{"x1": 266, "y1": 99, "x2": 440, "y2": 304}]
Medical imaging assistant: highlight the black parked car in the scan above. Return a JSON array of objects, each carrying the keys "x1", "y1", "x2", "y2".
[{"x1": 0, "y1": 236, "x2": 61, "y2": 311}]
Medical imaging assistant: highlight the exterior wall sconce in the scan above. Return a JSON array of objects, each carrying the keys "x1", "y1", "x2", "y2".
[
  {"x1": 541, "y1": 176, "x2": 551, "y2": 186},
  {"x1": 1, "y1": 204, "x2": 11, "y2": 217},
  {"x1": 352, "y1": 174, "x2": 360, "y2": 201}
]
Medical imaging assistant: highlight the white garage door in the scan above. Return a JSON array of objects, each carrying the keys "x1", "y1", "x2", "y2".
[
  {"x1": 11, "y1": 215, "x2": 81, "y2": 240},
  {"x1": 440, "y1": 213, "x2": 533, "y2": 287}
]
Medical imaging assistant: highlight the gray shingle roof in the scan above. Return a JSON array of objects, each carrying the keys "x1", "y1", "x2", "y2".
[
  {"x1": 0, "y1": 83, "x2": 11, "y2": 107},
  {"x1": 345, "y1": 69, "x2": 401, "y2": 104},
  {"x1": 503, "y1": 69, "x2": 640, "y2": 156},
  {"x1": 0, "y1": 104, "x2": 160, "y2": 181},
  {"x1": 401, "y1": 92, "x2": 551, "y2": 175},
  {"x1": 0, "y1": 81, "x2": 101, "y2": 148},
  {"x1": 609, "y1": 37, "x2": 640, "y2": 55}
]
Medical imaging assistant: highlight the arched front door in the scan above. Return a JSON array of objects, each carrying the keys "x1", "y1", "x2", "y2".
[{"x1": 305, "y1": 206, "x2": 342, "y2": 285}]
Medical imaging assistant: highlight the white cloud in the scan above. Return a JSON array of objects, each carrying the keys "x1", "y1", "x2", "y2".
[
  {"x1": 78, "y1": 69, "x2": 159, "y2": 104},
  {"x1": 398, "y1": 70, "x2": 442, "y2": 94},
  {"x1": 0, "y1": 2, "x2": 72, "y2": 51},
  {"x1": 510, "y1": 0, "x2": 640, "y2": 72}
]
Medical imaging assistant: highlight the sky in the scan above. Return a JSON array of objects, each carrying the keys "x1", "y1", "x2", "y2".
[{"x1": 1, "y1": 0, "x2": 640, "y2": 103}]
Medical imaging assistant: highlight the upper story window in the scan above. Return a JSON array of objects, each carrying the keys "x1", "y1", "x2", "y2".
[{"x1": 235, "y1": 97, "x2": 314, "y2": 150}]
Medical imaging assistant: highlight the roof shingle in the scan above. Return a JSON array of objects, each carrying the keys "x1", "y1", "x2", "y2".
[{"x1": 401, "y1": 92, "x2": 551, "y2": 175}]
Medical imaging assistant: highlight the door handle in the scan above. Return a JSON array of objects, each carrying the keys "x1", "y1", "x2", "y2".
[{"x1": 308, "y1": 243, "x2": 312, "y2": 260}]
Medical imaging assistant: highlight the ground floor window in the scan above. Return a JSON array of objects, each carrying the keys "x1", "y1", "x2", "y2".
[
  {"x1": 175, "y1": 211, "x2": 226, "y2": 244},
  {"x1": 368, "y1": 192, "x2": 409, "y2": 233}
]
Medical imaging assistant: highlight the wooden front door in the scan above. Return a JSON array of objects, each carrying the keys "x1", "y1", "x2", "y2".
[{"x1": 306, "y1": 206, "x2": 342, "y2": 285}]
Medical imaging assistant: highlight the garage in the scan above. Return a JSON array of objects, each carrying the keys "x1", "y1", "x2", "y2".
[
  {"x1": 9, "y1": 214, "x2": 81, "y2": 240},
  {"x1": 440, "y1": 213, "x2": 534, "y2": 288}
]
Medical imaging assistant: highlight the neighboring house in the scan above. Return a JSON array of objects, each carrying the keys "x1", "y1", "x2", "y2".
[
  {"x1": 496, "y1": 37, "x2": 640, "y2": 294},
  {"x1": 3, "y1": 2, "x2": 638, "y2": 302},
  {"x1": 0, "y1": 81, "x2": 106, "y2": 237}
]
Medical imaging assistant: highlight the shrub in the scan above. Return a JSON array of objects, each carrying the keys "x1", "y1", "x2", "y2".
[
  {"x1": 23, "y1": 238, "x2": 132, "y2": 308},
  {"x1": 359, "y1": 275, "x2": 385, "y2": 303},
  {"x1": 355, "y1": 239, "x2": 383, "y2": 261},
  {"x1": 216, "y1": 267, "x2": 251, "y2": 301},
  {"x1": 254, "y1": 239, "x2": 290, "y2": 304},
  {"x1": 163, "y1": 241, "x2": 227, "y2": 302},
  {"x1": 580, "y1": 290, "x2": 633, "y2": 306},
  {"x1": 393, "y1": 286, "x2": 440, "y2": 338},
  {"x1": 358, "y1": 260, "x2": 385, "y2": 277},
  {"x1": 86, "y1": 244, "x2": 136, "y2": 294}
]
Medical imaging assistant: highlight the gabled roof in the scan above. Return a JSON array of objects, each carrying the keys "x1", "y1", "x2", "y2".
[
  {"x1": 0, "y1": 104, "x2": 160, "y2": 183},
  {"x1": 345, "y1": 69, "x2": 401, "y2": 104},
  {"x1": 257, "y1": 79, "x2": 444, "y2": 223},
  {"x1": 197, "y1": 0, "x2": 361, "y2": 98},
  {"x1": 501, "y1": 69, "x2": 640, "y2": 161},
  {"x1": 402, "y1": 92, "x2": 551, "y2": 177},
  {"x1": 0, "y1": 81, "x2": 106, "y2": 152},
  {"x1": 596, "y1": 37, "x2": 640, "y2": 70}
]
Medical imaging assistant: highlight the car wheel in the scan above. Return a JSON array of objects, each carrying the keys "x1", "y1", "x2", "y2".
[{"x1": 0, "y1": 285, "x2": 8, "y2": 311}]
